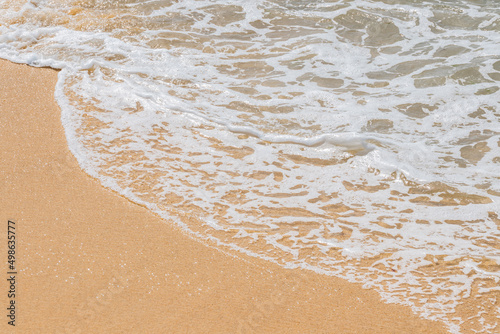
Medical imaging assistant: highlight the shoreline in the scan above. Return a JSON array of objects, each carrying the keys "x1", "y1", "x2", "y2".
[{"x1": 0, "y1": 59, "x2": 449, "y2": 333}]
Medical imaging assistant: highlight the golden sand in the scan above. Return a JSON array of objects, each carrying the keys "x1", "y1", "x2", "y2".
[{"x1": 0, "y1": 59, "x2": 448, "y2": 333}]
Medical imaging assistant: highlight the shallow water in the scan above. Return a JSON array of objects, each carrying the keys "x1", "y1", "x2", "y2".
[{"x1": 1, "y1": 1, "x2": 499, "y2": 332}]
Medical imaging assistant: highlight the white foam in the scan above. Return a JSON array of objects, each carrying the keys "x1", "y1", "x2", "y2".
[{"x1": 1, "y1": 0, "x2": 500, "y2": 332}]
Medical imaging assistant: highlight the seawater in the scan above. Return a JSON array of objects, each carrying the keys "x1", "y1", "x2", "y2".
[{"x1": 1, "y1": 0, "x2": 499, "y2": 332}]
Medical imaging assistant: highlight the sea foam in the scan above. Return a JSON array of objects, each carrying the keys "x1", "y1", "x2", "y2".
[{"x1": 1, "y1": 1, "x2": 499, "y2": 332}]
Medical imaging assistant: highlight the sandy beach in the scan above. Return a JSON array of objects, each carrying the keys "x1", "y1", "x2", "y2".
[{"x1": 0, "y1": 59, "x2": 449, "y2": 333}]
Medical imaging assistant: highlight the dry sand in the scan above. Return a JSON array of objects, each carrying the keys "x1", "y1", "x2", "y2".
[{"x1": 0, "y1": 59, "x2": 448, "y2": 333}]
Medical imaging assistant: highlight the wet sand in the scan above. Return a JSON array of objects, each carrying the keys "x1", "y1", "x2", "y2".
[{"x1": 0, "y1": 59, "x2": 448, "y2": 333}]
